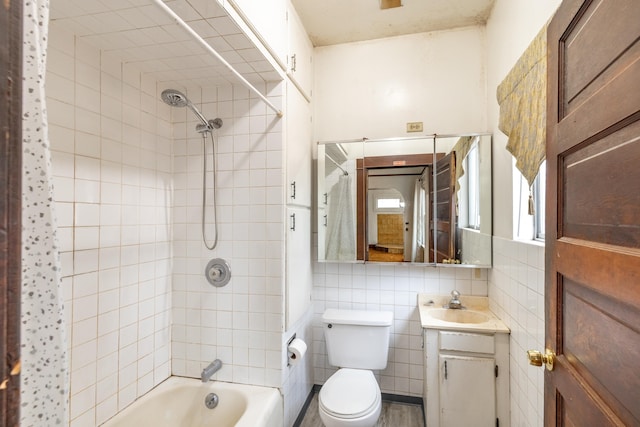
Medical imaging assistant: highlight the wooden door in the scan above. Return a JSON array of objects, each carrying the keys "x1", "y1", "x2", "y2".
[
  {"x1": 0, "y1": 1, "x2": 22, "y2": 425},
  {"x1": 356, "y1": 153, "x2": 434, "y2": 261},
  {"x1": 546, "y1": 0, "x2": 640, "y2": 425},
  {"x1": 430, "y1": 152, "x2": 456, "y2": 263}
]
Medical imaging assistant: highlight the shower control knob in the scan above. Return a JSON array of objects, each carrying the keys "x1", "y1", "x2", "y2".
[{"x1": 205, "y1": 258, "x2": 231, "y2": 287}]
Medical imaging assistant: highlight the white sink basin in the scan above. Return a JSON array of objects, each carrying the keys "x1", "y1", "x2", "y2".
[{"x1": 425, "y1": 308, "x2": 492, "y2": 324}]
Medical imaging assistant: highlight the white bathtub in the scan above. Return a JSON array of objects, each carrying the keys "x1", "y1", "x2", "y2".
[{"x1": 101, "y1": 376, "x2": 283, "y2": 427}]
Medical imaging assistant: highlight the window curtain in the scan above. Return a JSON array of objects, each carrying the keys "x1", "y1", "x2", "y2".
[
  {"x1": 497, "y1": 24, "x2": 548, "y2": 212},
  {"x1": 452, "y1": 136, "x2": 475, "y2": 195},
  {"x1": 22, "y1": 0, "x2": 69, "y2": 425}
]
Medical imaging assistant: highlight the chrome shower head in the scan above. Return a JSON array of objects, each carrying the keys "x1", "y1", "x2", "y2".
[
  {"x1": 161, "y1": 88, "x2": 222, "y2": 132},
  {"x1": 161, "y1": 89, "x2": 189, "y2": 108}
]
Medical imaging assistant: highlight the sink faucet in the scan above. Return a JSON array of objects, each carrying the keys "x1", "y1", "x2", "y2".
[
  {"x1": 447, "y1": 290, "x2": 463, "y2": 309},
  {"x1": 201, "y1": 359, "x2": 222, "y2": 383}
]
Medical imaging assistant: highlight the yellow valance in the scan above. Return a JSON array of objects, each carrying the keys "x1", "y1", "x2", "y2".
[{"x1": 497, "y1": 24, "x2": 547, "y2": 188}]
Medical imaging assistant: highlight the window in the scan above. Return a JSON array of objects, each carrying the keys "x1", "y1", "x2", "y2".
[
  {"x1": 376, "y1": 198, "x2": 403, "y2": 209},
  {"x1": 515, "y1": 160, "x2": 546, "y2": 241},
  {"x1": 533, "y1": 161, "x2": 546, "y2": 240}
]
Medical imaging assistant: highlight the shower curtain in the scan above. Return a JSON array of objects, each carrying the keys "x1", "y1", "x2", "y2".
[
  {"x1": 21, "y1": 1, "x2": 69, "y2": 425},
  {"x1": 325, "y1": 175, "x2": 356, "y2": 260}
]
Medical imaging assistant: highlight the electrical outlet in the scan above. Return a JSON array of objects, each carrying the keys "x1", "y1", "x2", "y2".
[{"x1": 406, "y1": 122, "x2": 423, "y2": 132}]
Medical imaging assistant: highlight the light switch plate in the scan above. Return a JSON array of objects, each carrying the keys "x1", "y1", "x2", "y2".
[{"x1": 406, "y1": 122, "x2": 423, "y2": 132}]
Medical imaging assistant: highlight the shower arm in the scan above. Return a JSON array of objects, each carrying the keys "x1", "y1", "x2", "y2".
[
  {"x1": 186, "y1": 102, "x2": 212, "y2": 129},
  {"x1": 151, "y1": 0, "x2": 283, "y2": 118}
]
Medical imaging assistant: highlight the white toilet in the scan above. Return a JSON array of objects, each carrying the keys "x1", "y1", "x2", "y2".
[{"x1": 319, "y1": 309, "x2": 393, "y2": 427}]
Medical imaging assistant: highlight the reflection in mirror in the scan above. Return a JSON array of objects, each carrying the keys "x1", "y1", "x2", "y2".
[
  {"x1": 317, "y1": 142, "x2": 363, "y2": 261},
  {"x1": 434, "y1": 135, "x2": 492, "y2": 266},
  {"x1": 317, "y1": 134, "x2": 491, "y2": 267}
]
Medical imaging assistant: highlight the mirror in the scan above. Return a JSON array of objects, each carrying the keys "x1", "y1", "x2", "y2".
[{"x1": 317, "y1": 134, "x2": 492, "y2": 266}]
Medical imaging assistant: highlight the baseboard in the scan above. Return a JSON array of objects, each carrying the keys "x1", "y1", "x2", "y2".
[
  {"x1": 381, "y1": 392, "x2": 423, "y2": 406},
  {"x1": 292, "y1": 387, "x2": 317, "y2": 427}
]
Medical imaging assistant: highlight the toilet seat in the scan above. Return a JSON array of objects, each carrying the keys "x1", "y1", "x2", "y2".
[{"x1": 319, "y1": 369, "x2": 380, "y2": 419}]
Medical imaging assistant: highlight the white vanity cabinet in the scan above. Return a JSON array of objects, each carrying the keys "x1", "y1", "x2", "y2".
[
  {"x1": 285, "y1": 207, "x2": 312, "y2": 328},
  {"x1": 285, "y1": 80, "x2": 312, "y2": 208},
  {"x1": 284, "y1": 79, "x2": 312, "y2": 328},
  {"x1": 424, "y1": 329, "x2": 510, "y2": 427},
  {"x1": 286, "y1": 1, "x2": 314, "y2": 99},
  {"x1": 224, "y1": 0, "x2": 288, "y2": 66}
]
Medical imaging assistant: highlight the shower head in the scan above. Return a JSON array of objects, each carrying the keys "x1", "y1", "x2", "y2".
[
  {"x1": 161, "y1": 88, "x2": 222, "y2": 133},
  {"x1": 161, "y1": 89, "x2": 189, "y2": 108}
]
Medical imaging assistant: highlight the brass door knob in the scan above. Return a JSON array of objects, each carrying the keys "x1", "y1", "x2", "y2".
[{"x1": 527, "y1": 349, "x2": 556, "y2": 371}]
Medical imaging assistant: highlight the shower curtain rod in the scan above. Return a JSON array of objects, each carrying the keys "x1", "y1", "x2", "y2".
[
  {"x1": 151, "y1": 0, "x2": 283, "y2": 118},
  {"x1": 326, "y1": 155, "x2": 349, "y2": 176}
]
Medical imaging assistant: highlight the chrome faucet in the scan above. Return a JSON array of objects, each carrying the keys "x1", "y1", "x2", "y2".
[
  {"x1": 201, "y1": 359, "x2": 223, "y2": 383},
  {"x1": 447, "y1": 290, "x2": 464, "y2": 309}
]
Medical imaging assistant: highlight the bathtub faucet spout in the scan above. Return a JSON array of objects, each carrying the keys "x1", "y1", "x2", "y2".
[{"x1": 201, "y1": 359, "x2": 223, "y2": 383}]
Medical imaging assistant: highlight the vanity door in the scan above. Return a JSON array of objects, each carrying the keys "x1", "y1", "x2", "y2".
[{"x1": 439, "y1": 354, "x2": 495, "y2": 427}]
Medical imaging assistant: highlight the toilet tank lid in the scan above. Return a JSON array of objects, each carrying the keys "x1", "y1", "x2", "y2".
[{"x1": 322, "y1": 309, "x2": 393, "y2": 326}]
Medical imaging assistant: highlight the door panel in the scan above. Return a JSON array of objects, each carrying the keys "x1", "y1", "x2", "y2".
[
  {"x1": 439, "y1": 355, "x2": 495, "y2": 427},
  {"x1": 431, "y1": 152, "x2": 456, "y2": 263},
  {"x1": 1, "y1": 1, "x2": 22, "y2": 425},
  {"x1": 546, "y1": 0, "x2": 640, "y2": 426},
  {"x1": 562, "y1": 119, "x2": 640, "y2": 247}
]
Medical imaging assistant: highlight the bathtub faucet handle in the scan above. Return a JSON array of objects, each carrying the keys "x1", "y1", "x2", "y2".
[{"x1": 201, "y1": 359, "x2": 223, "y2": 383}]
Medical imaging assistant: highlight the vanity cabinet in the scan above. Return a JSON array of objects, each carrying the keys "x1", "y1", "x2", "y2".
[
  {"x1": 224, "y1": 0, "x2": 288, "y2": 66},
  {"x1": 285, "y1": 207, "x2": 312, "y2": 327},
  {"x1": 286, "y1": 1, "x2": 314, "y2": 99},
  {"x1": 424, "y1": 329, "x2": 510, "y2": 427},
  {"x1": 286, "y1": 80, "x2": 312, "y2": 208},
  {"x1": 284, "y1": 77, "x2": 312, "y2": 328}
]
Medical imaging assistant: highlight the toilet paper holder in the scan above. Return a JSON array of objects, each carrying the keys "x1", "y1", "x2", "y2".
[{"x1": 287, "y1": 334, "x2": 307, "y2": 367}]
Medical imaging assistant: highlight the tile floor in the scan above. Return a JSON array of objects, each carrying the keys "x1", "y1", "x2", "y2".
[{"x1": 297, "y1": 392, "x2": 425, "y2": 427}]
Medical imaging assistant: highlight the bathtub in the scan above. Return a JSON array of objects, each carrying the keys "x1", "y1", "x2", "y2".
[{"x1": 101, "y1": 376, "x2": 283, "y2": 427}]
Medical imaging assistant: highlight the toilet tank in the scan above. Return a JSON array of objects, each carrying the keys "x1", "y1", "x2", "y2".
[{"x1": 322, "y1": 309, "x2": 393, "y2": 370}]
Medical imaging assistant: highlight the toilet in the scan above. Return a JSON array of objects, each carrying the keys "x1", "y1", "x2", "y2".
[{"x1": 319, "y1": 309, "x2": 393, "y2": 427}]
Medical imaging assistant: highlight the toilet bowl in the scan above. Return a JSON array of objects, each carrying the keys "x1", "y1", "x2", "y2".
[{"x1": 318, "y1": 368, "x2": 382, "y2": 427}]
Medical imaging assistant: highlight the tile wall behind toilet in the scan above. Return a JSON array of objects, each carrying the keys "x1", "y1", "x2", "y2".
[
  {"x1": 47, "y1": 25, "x2": 172, "y2": 426},
  {"x1": 311, "y1": 262, "x2": 489, "y2": 397}
]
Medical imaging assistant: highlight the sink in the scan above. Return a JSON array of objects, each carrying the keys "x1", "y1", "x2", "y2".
[{"x1": 425, "y1": 308, "x2": 491, "y2": 324}]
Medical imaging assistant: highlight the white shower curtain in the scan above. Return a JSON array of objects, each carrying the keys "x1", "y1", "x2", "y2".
[
  {"x1": 410, "y1": 178, "x2": 425, "y2": 262},
  {"x1": 21, "y1": 1, "x2": 69, "y2": 425},
  {"x1": 325, "y1": 175, "x2": 356, "y2": 260}
]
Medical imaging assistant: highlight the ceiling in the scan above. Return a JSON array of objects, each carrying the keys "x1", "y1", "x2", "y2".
[
  {"x1": 49, "y1": 0, "x2": 280, "y2": 89},
  {"x1": 290, "y1": 0, "x2": 496, "y2": 46},
  {"x1": 48, "y1": 0, "x2": 496, "y2": 89}
]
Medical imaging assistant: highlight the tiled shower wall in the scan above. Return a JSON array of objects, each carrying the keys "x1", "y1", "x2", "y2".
[
  {"x1": 47, "y1": 26, "x2": 172, "y2": 426},
  {"x1": 311, "y1": 262, "x2": 489, "y2": 397},
  {"x1": 169, "y1": 83, "x2": 286, "y2": 388},
  {"x1": 489, "y1": 237, "x2": 545, "y2": 427}
]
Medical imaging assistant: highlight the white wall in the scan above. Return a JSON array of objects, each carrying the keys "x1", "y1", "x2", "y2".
[
  {"x1": 47, "y1": 25, "x2": 172, "y2": 426},
  {"x1": 485, "y1": 1, "x2": 561, "y2": 426},
  {"x1": 313, "y1": 26, "x2": 488, "y2": 141}
]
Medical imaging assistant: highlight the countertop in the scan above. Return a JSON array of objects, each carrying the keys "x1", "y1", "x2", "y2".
[{"x1": 417, "y1": 293, "x2": 510, "y2": 334}]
